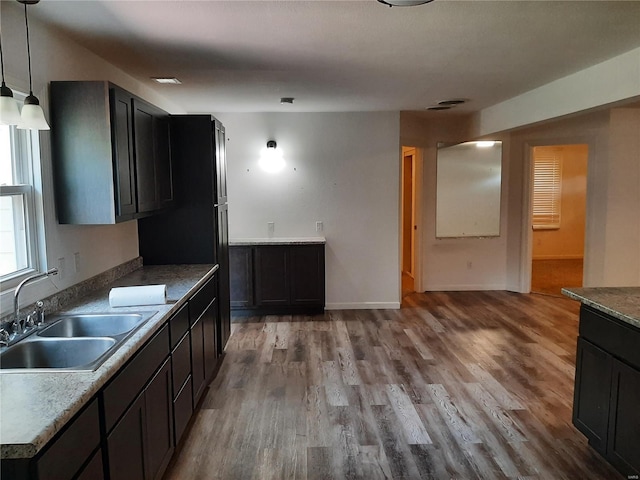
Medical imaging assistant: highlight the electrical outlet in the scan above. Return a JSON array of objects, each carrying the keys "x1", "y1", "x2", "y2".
[
  {"x1": 58, "y1": 257, "x2": 66, "y2": 278},
  {"x1": 74, "y1": 252, "x2": 81, "y2": 273},
  {"x1": 316, "y1": 221, "x2": 323, "y2": 232},
  {"x1": 267, "y1": 222, "x2": 275, "y2": 236}
]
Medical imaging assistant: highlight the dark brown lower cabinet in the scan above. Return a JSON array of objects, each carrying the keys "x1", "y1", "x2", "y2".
[
  {"x1": 0, "y1": 398, "x2": 103, "y2": 480},
  {"x1": 573, "y1": 338, "x2": 612, "y2": 454},
  {"x1": 145, "y1": 359, "x2": 175, "y2": 480},
  {"x1": 607, "y1": 359, "x2": 640, "y2": 474},
  {"x1": 2, "y1": 274, "x2": 224, "y2": 480},
  {"x1": 107, "y1": 394, "x2": 146, "y2": 480},
  {"x1": 76, "y1": 448, "x2": 105, "y2": 480},
  {"x1": 572, "y1": 305, "x2": 640, "y2": 478},
  {"x1": 230, "y1": 243, "x2": 325, "y2": 315},
  {"x1": 190, "y1": 316, "x2": 206, "y2": 407},
  {"x1": 190, "y1": 275, "x2": 219, "y2": 407},
  {"x1": 107, "y1": 358, "x2": 174, "y2": 480}
]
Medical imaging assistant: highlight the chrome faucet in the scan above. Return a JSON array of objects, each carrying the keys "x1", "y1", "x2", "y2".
[{"x1": 12, "y1": 268, "x2": 58, "y2": 337}]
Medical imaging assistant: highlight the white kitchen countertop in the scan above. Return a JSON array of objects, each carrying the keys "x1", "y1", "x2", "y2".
[{"x1": 0, "y1": 264, "x2": 216, "y2": 459}]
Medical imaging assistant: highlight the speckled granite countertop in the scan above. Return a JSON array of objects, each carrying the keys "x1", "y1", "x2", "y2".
[
  {"x1": 230, "y1": 237, "x2": 326, "y2": 245},
  {"x1": 562, "y1": 287, "x2": 640, "y2": 329},
  {"x1": 0, "y1": 264, "x2": 216, "y2": 459}
]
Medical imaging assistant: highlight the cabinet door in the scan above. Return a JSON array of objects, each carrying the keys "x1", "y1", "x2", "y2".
[
  {"x1": 214, "y1": 120, "x2": 227, "y2": 204},
  {"x1": 217, "y1": 204, "x2": 231, "y2": 352},
  {"x1": 133, "y1": 100, "x2": 158, "y2": 213},
  {"x1": 110, "y1": 87, "x2": 136, "y2": 218},
  {"x1": 107, "y1": 393, "x2": 146, "y2": 480},
  {"x1": 203, "y1": 298, "x2": 219, "y2": 381},
  {"x1": 76, "y1": 448, "x2": 105, "y2": 480},
  {"x1": 191, "y1": 317, "x2": 206, "y2": 407},
  {"x1": 145, "y1": 359, "x2": 175, "y2": 480},
  {"x1": 608, "y1": 359, "x2": 640, "y2": 475},
  {"x1": 255, "y1": 246, "x2": 289, "y2": 306},
  {"x1": 573, "y1": 337, "x2": 613, "y2": 454},
  {"x1": 230, "y1": 246, "x2": 254, "y2": 308},
  {"x1": 154, "y1": 113, "x2": 174, "y2": 210},
  {"x1": 290, "y1": 245, "x2": 325, "y2": 306}
]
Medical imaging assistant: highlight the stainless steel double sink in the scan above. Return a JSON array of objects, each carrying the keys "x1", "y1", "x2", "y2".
[{"x1": 0, "y1": 313, "x2": 155, "y2": 372}]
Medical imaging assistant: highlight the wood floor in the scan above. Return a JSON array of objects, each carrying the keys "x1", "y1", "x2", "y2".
[{"x1": 163, "y1": 291, "x2": 622, "y2": 480}]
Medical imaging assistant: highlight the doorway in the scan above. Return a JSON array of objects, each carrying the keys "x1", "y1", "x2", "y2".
[
  {"x1": 401, "y1": 147, "x2": 418, "y2": 297},
  {"x1": 530, "y1": 144, "x2": 588, "y2": 296}
]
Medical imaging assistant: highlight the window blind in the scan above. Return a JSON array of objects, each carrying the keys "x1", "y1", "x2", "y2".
[{"x1": 533, "y1": 155, "x2": 562, "y2": 229}]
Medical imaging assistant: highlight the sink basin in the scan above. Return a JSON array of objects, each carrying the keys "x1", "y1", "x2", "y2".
[
  {"x1": 38, "y1": 313, "x2": 145, "y2": 338},
  {"x1": 0, "y1": 338, "x2": 116, "y2": 370},
  {"x1": 0, "y1": 311, "x2": 155, "y2": 372}
]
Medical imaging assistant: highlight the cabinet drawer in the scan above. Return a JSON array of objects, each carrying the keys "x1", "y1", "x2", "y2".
[
  {"x1": 190, "y1": 275, "x2": 217, "y2": 325},
  {"x1": 103, "y1": 324, "x2": 170, "y2": 432},
  {"x1": 172, "y1": 332, "x2": 191, "y2": 396},
  {"x1": 580, "y1": 306, "x2": 640, "y2": 370},
  {"x1": 173, "y1": 376, "x2": 193, "y2": 445},
  {"x1": 37, "y1": 398, "x2": 100, "y2": 480},
  {"x1": 169, "y1": 303, "x2": 189, "y2": 349}
]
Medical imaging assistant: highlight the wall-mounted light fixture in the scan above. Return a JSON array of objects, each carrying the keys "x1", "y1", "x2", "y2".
[
  {"x1": 0, "y1": 32, "x2": 22, "y2": 126},
  {"x1": 259, "y1": 140, "x2": 285, "y2": 173},
  {"x1": 17, "y1": 0, "x2": 50, "y2": 131}
]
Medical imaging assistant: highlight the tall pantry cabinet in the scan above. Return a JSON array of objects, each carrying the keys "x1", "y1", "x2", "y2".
[{"x1": 138, "y1": 115, "x2": 231, "y2": 355}]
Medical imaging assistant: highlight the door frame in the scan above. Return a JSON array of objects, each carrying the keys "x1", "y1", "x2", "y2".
[
  {"x1": 400, "y1": 146, "x2": 423, "y2": 294},
  {"x1": 520, "y1": 137, "x2": 592, "y2": 293}
]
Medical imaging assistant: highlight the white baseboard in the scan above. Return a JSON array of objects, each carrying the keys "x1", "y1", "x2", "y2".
[
  {"x1": 422, "y1": 284, "x2": 507, "y2": 292},
  {"x1": 325, "y1": 302, "x2": 401, "y2": 310}
]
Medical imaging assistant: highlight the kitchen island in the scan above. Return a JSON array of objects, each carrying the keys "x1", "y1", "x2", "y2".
[
  {"x1": 1, "y1": 263, "x2": 217, "y2": 479},
  {"x1": 562, "y1": 287, "x2": 640, "y2": 478}
]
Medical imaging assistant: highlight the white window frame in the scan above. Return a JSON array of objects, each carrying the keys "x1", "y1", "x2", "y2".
[
  {"x1": 0, "y1": 95, "x2": 46, "y2": 289},
  {"x1": 532, "y1": 154, "x2": 562, "y2": 230}
]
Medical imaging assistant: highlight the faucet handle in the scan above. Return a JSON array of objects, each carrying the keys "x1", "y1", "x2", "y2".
[
  {"x1": 24, "y1": 313, "x2": 36, "y2": 331},
  {"x1": 34, "y1": 301, "x2": 45, "y2": 325},
  {"x1": 0, "y1": 329, "x2": 10, "y2": 347}
]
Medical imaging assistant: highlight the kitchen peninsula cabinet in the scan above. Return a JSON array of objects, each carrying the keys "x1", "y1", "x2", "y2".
[
  {"x1": 229, "y1": 240, "x2": 325, "y2": 315},
  {"x1": 50, "y1": 81, "x2": 173, "y2": 224},
  {"x1": 571, "y1": 304, "x2": 640, "y2": 477}
]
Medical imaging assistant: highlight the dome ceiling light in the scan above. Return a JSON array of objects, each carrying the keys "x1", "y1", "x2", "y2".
[
  {"x1": 377, "y1": 0, "x2": 435, "y2": 7},
  {"x1": 426, "y1": 98, "x2": 468, "y2": 111}
]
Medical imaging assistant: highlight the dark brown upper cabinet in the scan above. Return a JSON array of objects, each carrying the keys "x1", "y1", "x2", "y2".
[{"x1": 50, "y1": 81, "x2": 173, "y2": 224}]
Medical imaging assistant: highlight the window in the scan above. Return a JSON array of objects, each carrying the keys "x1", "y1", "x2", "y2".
[
  {"x1": 532, "y1": 153, "x2": 562, "y2": 230},
  {"x1": 0, "y1": 123, "x2": 41, "y2": 284}
]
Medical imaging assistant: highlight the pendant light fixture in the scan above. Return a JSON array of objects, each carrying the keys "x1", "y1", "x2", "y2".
[
  {"x1": 17, "y1": 0, "x2": 49, "y2": 131},
  {"x1": 0, "y1": 29, "x2": 21, "y2": 125}
]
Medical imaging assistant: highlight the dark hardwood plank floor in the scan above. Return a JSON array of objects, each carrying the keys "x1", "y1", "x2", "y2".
[{"x1": 163, "y1": 291, "x2": 622, "y2": 480}]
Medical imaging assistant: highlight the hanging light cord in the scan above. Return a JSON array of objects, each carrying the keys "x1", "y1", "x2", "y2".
[
  {"x1": 24, "y1": 3, "x2": 33, "y2": 95},
  {"x1": 0, "y1": 33, "x2": 6, "y2": 84}
]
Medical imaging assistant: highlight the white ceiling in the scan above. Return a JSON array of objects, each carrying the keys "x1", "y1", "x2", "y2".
[{"x1": 21, "y1": 0, "x2": 640, "y2": 114}]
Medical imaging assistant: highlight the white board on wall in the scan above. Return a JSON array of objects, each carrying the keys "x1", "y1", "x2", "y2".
[{"x1": 436, "y1": 141, "x2": 502, "y2": 238}]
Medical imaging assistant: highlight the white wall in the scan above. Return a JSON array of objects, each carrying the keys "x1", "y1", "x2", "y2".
[
  {"x1": 0, "y1": 3, "x2": 182, "y2": 315},
  {"x1": 508, "y1": 107, "x2": 640, "y2": 291},
  {"x1": 400, "y1": 113, "x2": 510, "y2": 291},
  {"x1": 214, "y1": 112, "x2": 401, "y2": 309}
]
